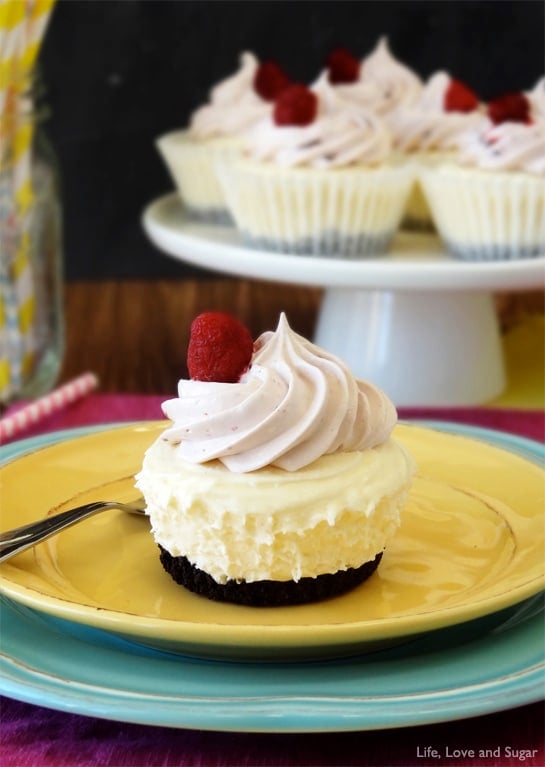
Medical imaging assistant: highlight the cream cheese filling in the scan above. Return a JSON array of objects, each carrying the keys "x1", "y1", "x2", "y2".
[{"x1": 135, "y1": 437, "x2": 415, "y2": 584}]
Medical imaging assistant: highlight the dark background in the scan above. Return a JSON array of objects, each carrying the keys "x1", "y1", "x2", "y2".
[{"x1": 39, "y1": 0, "x2": 544, "y2": 280}]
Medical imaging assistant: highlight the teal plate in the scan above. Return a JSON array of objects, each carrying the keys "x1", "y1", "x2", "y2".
[
  {"x1": 0, "y1": 423, "x2": 544, "y2": 732},
  {"x1": 1, "y1": 593, "x2": 544, "y2": 733}
]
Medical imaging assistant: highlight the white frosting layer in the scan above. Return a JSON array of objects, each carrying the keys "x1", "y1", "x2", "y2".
[
  {"x1": 190, "y1": 52, "x2": 271, "y2": 139},
  {"x1": 136, "y1": 436, "x2": 415, "y2": 583},
  {"x1": 389, "y1": 71, "x2": 482, "y2": 152},
  {"x1": 360, "y1": 37, "x2": 423, "y2": 115},
  {"x1": 161, "y1": 314, "x2": 397, "y2": 472},
  {"x1": 243, "y1": 73, "x2": 391, "y2": 169},
  {"x1": 458, "y1": 117, "x2": 545, "y2": 175}
]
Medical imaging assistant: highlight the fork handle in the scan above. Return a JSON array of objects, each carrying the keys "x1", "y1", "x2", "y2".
[{"x1": 0, "y1": 502, "x2": 115, "y2": 563}]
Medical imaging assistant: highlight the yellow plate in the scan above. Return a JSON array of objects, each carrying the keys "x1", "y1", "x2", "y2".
[{"x1": 1, "y1": 422, "x2": 544, "y2": 660}]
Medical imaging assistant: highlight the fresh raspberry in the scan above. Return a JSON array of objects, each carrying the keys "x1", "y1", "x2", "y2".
[
  {"x1": 487, "y1": 92, "x2": 531, "y2": 124},
  {"x1": 444, "y1": 79, "x2": 479, "y2": 113},
  {"x1": 254, "y1": 60, "x2": 291, "y2": 101},
  {"x1": 187, "y1": 312, "x2": 254, "y2": 383},
  {"x1": 326, "y1": 48, "x2": 360, "y2": 84},
  {"x1": 273, "y1": 84, "x2": 318, "y2": 126}
]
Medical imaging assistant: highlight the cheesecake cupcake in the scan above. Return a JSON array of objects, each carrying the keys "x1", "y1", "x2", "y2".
[
  {"x1": 388, "y1": 70, "x2": 482, "y2": 229},
  {"x1": 136, "y1": 311, "x2": 415, "y2": 607},
  {"x1": 217, "y1": 72, "x2": 414, "y2": 257},
  {"x1": 156, "y1": 52, "x2": 290, "y2": 223},
  {"x1": 421, "y1": 90, "x2": 545, "y2": 260},
  {"x1": 320, "y1": 40, "x2": 434, "y2": 230}
]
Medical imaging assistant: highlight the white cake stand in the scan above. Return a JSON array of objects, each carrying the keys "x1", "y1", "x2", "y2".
[{"x1": 143, "y1": 193, "x2": 545, "y2": 407}]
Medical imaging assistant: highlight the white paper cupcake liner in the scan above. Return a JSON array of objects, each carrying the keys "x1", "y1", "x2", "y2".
[
  {"x1": 421, "y1": 167, "x2": 545, "y2": 260},
  {"x1": 217, "y1": 159, "x2": 414, "y2": 258},
  {"x1": 156, "y1": 131, "x2": 239, "y2": 224}
]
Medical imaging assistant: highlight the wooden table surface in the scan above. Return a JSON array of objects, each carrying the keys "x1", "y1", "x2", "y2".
[
  {"x1": 59, "y1": 278, "x2": 323, "y2": 394},
  {"x1": 59, "y1": 277, "x2": 544, "y2": 397}
]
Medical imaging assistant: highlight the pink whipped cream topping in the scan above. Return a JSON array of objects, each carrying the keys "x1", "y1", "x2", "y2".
[
  {"x1": 359, "y1": 37, "x2": 423, "y2": 115},
  {"x1": 189, "y1": 51, "x2": 271, "y2": 138},
  {"x1": 161, "y1": 314, "x2": 397, "y2": 473},
  {"x1": 243, "y1": 72, "x2": 391, "y2": 168},
  {"x1": 389, "y1": 71, "x2": 483, "y2": 152},
  {"x1": 458, "y1": 116, "x2": 545, "y2": 175}
]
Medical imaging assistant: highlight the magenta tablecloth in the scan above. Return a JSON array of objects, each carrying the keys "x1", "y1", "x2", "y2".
[{"x1": 1, "y1": 395, "x2": 544, "y2": 767}]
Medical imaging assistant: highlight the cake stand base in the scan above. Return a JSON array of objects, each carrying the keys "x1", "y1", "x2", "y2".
[{"x1": 315, "y1": 289, "x2": 506, "y2": 407}]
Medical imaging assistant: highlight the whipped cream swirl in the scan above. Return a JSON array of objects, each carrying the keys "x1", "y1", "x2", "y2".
[
  {"x1": 458, "y1": 117, "x2": 545, "y2": 175},
  {"x1": 360, "y1": 37, "x2": 423, "y2": 115},
  {"x1": 326, "y1": 69, "x2": 385, "y2": 115},
  {"x1": 190, "y1": 52, "x2": 271, "y2": 139},
  {"x1": 161, "y1": 314, "x2": 397, "y2": 472},
  {"x1": 244, "y1": 72, "x2": 391, "y2": 168},
  {"x1": 527, "y1": 77, "x2": 545, "y2": 121},
  {"x1": 389, "y1": 71, "x2": 482, "y2": 152}
]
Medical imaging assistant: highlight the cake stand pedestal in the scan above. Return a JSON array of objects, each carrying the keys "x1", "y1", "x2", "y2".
[
  {"x1": 143, "y1": 194, "x2": 544, "y2": 407},
  {"x1": 315, "y1": 289, "x2": 503, "y2": 406}
]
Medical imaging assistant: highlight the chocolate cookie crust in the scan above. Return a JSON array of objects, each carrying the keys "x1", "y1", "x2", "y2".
[{"x1": 158, "y1": 546, "x2": 383, "y2": 606}]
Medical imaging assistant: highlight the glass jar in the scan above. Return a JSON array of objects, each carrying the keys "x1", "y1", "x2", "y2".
[{"x1": 0, "y1": 88, "x2": 64, "y2": 409}]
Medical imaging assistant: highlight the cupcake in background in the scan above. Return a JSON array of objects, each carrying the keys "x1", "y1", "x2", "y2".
[
  {"x1": 217, "y1": 71, "x2": 414, "y2": 258},
  {"x1": 388, "y1": 71, "x2": 482, "y2": 230},
  {"x1": 421, "y1": 89, "x2": 545, "y2": 260},
  {"x1": 156, "y1": 52, "x2": 290, "y2": 224}
]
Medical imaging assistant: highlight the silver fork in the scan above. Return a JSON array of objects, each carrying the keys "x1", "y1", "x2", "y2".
[{"x1": 0, "y1": 498, "x2": 147, "y2": 563}]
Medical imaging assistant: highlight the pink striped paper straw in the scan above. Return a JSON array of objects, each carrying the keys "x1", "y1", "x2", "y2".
[{"x1": 0, "y1": 372, "x2": 99, "y2": 444}]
